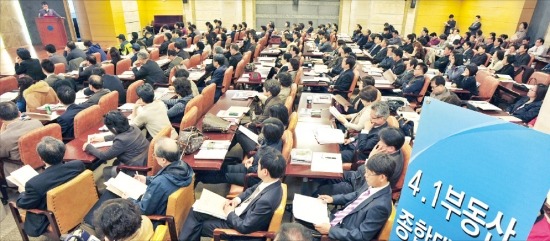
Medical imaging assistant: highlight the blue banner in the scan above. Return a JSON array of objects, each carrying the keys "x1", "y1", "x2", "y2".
[{"x1": 392, "y1": 98, "x2": 550, "y2": 241}]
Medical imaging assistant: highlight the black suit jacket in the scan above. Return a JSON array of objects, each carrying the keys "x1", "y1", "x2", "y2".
[
  {"x1": 133, "y1": 60, "x2": 167, "y2": 85},
  {"x1": 333, "y1": 69, "x2": 355, "y2": 98},
  {"x1": 329, "y1": 185, "x2": 392, "y2": 241},
  {"x1": 229, "y1": 52, "x2": 243, "y2": 70},
  {"x1": 84, "y1": 75, "x2": 126, "y2": 105},
  {"x1": 15, "y1": 59, "x2": 46, "y2": 81},
  {"x1": 356, "y1": 122, "x2": 389, "y2": 160},
  {"x1": 514, "y1": 53, "x2": 531, "y2": 67},
  {"x1": 372, "y1": 47, "x2": 387, "y2": 64},
  {"x1": 392, "y1": 60, "x2": 406, "y2": 75},
  {"x1": 368, "y1": 45, "x2": 381, "y2": 56},
  {"x1": 206, "y1": 65, "x2": 227, "y2": 102},
  {"x1": 77, "y1": 64, "x2": 101, "y2": 83},
  {"x1": 463, "y1": 49, "x2": 474, "y2": 61},
  {"x1": 16, "y1": 161, "x2": 85, "y2": 237},
  {"x1": 226, "y1": 181, "x2": 283, "y2": 234},
  {"x1": 470, "y1": 53, "x2": 488, "y2": 66},
  {"x1": 57, "y1": 104, "x2": 86, "y2": 139}
]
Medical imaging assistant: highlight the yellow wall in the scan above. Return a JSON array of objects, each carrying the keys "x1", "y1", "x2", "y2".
[
  {"x1": 137, "y1": 0, "x2": 185, "y2": 29},
  {"x1": 414, "y1": 0, "x2": 536, "y2": 37},
  {"x1": 73, "y1": 0, "x2": 126, "y2": 47}
]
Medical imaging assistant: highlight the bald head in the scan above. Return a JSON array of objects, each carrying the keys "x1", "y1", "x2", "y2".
[{"x1": 154, "y1": 137, "x2": 181, "y2": 162}]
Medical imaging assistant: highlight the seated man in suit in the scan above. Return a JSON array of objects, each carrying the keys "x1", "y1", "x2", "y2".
[
  {"x1": 83, "y1": 68, "x2": 126, "y2": 105},
  {"x1": 175, "y1": 41, "x2": 190, "y2": 60},
  {"x1": 375, "y1": 46, "x2": 395, "y2": 71},
  {"x1": 390, "y1": 48, "x2": 406, "y2": 75},
  {"x1": 44, "y1": 44, "x2": 67, "y2": 69},
  {"x1": 16, "y1": 137, "x2": 85, "y2": 237},
  {"x1": 402, "y1": 62, "x2": 428, "y2": 102},
  {"x1": 340, "y1": 101, "x2": 390, "y2": 163},
  {"x1": 204, "y1": 54, "x2": 228, "y2": 103},
  {"x1": 366, "y1": 34, "x2": 382, "y2": 57},
  {"x1": 132, "y1": 51, "x2": 167, "y2": 85},
  {"x1": 40, "y1": 59, "x2": 76, "y2": 91},
  {"x1": 79, "y1": 75, "x2": 111, "y2": 108},
  {"x1": 434, "y1": 45, "x2": 453, "y2": 73},
  {"x1": 462, "y1": 41, "x2": 474, "y2": 62},
  {"x1": 514, "y1": 44, "x2": 531, "y2": 67},
  {"x1": 371, "y1": 39, "x2": 388, "y2": 64},
  {"x1": 77, "y1": 55, "x2": 101, "y2": 84},
  {"x1": 179, "y1": 146, "x2": 286, "y2": 241},
  {"x1": 394, "y1": 58, "x2": 417, "y2": 88},
  {"x1": 314, "y1": 153, "x2": 394, "y2": 241},
  {"x1": 228, "y1": 44, "x2": 243, "y2": 70},
  {"x1": 315, "y1": 127, "x2": 405, "y2": 196},
  {"x1": 63, "y1": 41, "x2": 86, "y2": 63},
  {"x1": 470, "y1": 45, "x2": 488, "y2": 67},
  {"x1": 429, "y1": 76, "x2": 462, "y2": 106},
  {"x1": 329, "y1": 56, "x2": 356, "y2": 99},
  {"x1": 56, "y1": 86, "x2": 86, "y2": 139},
  {"x1": 164, "y1": 49, "x2": 184, "y2": 77},
  {"x1": 0, "y1": 101, "x2": 43, "y2": 160},
  {"x1": 318, "y1": 34, "x2": 333, "y2": 53}
]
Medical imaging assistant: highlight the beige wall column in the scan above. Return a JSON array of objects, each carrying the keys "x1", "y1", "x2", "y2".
[{"x1": 339, "y1": 0, "x2": 409, "y2": 36}]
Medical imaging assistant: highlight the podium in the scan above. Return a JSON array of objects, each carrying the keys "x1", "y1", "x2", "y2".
[{"x1": 35, "y1": 17, "x2": 68, "y2": 50}]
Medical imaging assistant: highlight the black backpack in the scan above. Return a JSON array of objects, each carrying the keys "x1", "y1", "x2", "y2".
[{"x1": 397, "y1": 116, "x2": 414, "y2": 137}]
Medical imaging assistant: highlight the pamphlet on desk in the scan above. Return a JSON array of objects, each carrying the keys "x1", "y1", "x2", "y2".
[
  {"x1": 37, "y1": 103, "x2": 66, "y2": 111},
  {"x1": 0, "y1": 91, "x2": 19, "y2": 102},
  {"x1": 299, "y1": 108, "x2": 322, "y2": 118},
  {"x1": 468, "y1": 101, "x2": 502, "y2": 111},
  {"x1": 105, "y1": 172, "x2": 147, "y2": 199},
  {"x1": 6, "y1": 165, "x2": 39, "y2": 192},
  {"x1": 118, "y1": 103, "x2": 135, "y2": 111},
  {"x1": 88, "y1": 132, "x2": 114, "y2": 148},
  {"x1": 314, "y1": 126, "x2": 345, "y2": 144},
  {"x1": 313, "y1": 94, "x2": 332, "y2": 104},
  {"x1": 231, "y1": 91, "x2": 258, "y2": 100},
  {"x1": 290, "y1": 149, "x2": 313, "y2": 165},
  {"x1": 194, "y1": 140, "x2": 230, "y2": 160},
  {"x1": 332, "y1": 95, "x2": 352, "y2": 107},
  {"x1": 313, "y1": 65, "x2": 329, "y2": 73},
  {"x1": 329, "y1": 106, "x2": 344, "y2": 120},
  {"x1": 118, "y1": 70, "x2": 134, "y2": 78},
  {"x1": 311, "y1": 152, "x2": 343, "y2": 173},
  {"x1": 192, "y1": 189, "x2": 228, "y2": 220},
  {"x1": 293, "y1": 194, "x2": 330, "y2": 224}
]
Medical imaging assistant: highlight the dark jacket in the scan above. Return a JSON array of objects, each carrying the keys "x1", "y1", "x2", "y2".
[
  {"x1": 206, "y1": 65, "x2": 228, "y2": 102},
  {"x1": 85, "y1": 126, "x2": 149, "y2": 166},
  {"x1": 495, "y1": 64, "x2": 515, "y2": 77},
  {"x1": 64, "y1": 48, "x2": 87, "y2": 63},
  {"x1": 507, "y1": 97, "x2": 542, "y2": 123},
  {"x1": 16, "y1": 161, "x2": 85, "y2": 237},
  {"x1": 77, "y1": 63, "x2": 101, "y2": 83},
  {"x1": 368, "y1": 45, "x2": 381, "y2": 56},
  {"x1": 79, "y1": 88, "x2": 111, "y2": 108},
  {"x1": 463, "y1": 49, "x2": 474, "y2": 62},
  {"x1": 329, "y1": 185, "x2": 392, "y2": 241},
  {"x1": 470, "y1": 53, "x2": 488, "y2": 66},
  {"x1": 355, "y1": 122, "x2": 388, "y2": 160},
  {"x1": 133, "y1": 60, "x2": 167, "y2": 85},
  {"x1": 257, "y1": 96, "x2": 283, "y2": 123},
  {"x1": 399, "y1": 43, "x2": 413, "y2": 54},
  {"x1": 84, "y1": 75, "x2": 126, "y2": 105},
  {"x1": 177, "y1": 50, "x2": 190, "y2": 60},
  {"x1": 164, "y1": 94, "x2": 194, "y2": 123},
  {"x1": 403, "y1": 75, "x2": 425, "y2": 102},
  {"x1": 372, "y1": 47, "x2": 387, "y2": 64},
  {"x1": 15, "y1": 59, "x2": 46, "y2": 81},
  {"x1": 48, "y1": 54, "x2": 68, "y2": 70},
  {"x1": 434, "y1": 55, "x2": 450, "y2": 73},
  {"x1": 468, "y1": 22, "x2": 482, "y2": 35},
  {"x1": 319, "y1": 41, "x2": 333, "y2": 53},
  {"x1": 453, "y1": 75, "x2": 478, "y2": 97},
  {"x1": 86, "y1": 44, "x2": 107, "y2": 61},
  {"x1": 229, "y1": 52, "x2": 243, "y2": 70},
  {"x1": 159, "y1": 41, "x2": 170, "y2": 55},
  {"x1": 394, "y1": 70, "x2": 414, "y2": 88},
  {"x1": 57, "y1": 104, "x2": 86, "y2": 139},
  {"x1": 132, "y1": 160, "x2": 193, "y2": 215},
  {"x1": 514, "y1": 52, "x2": 531, "y2": 67},
  {"x1": 377, "y1": 57, "x2": 394, "y2": 71},
  {"x1": 333, "y1": 69, "x2": 355, "y2": 98}
]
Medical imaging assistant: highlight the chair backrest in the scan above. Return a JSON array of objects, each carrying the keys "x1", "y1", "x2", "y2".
[
  {"x1": 0, "y1": 76, "x2": 18, "y2": 96},
  {"x1": 242, "y1": 51, "x2": 252, "y2": 64},
  {"x1": 127, "y1": 80, "x2": 144, "y2": 103},
  {"x1": 165, "y1": 175, "x2": 195, "y2": 235},
  {"x1": 475, "y1": 69, "x2": 491, "y2": 84},
  {"x1": 376, "y1": 204, "x2": 396, "y2": 241},
  {"x1": 287, "y1": 112, "x2": 298, "y2": 148},
  {"x1": 284, "y1": 96, "x2": 294, "y2": 116},
  {"x1": 253, "y1": 44, "x2": 263, "y2": 61},
  {"x1": 180, "y1": 106, "x2": 198, "y2": 130},
  {"x1": 528, "y1": 71, "x2": 550, "y2": 85},
  {"x1": 233, "y1": 60, "x2": 246, "y2": 82},
  {"x1": 150, "y1": 224, "x2": 168, "y2": 241},
  {"x1": 150, "y1": 49, "x2": 160, "y2": 61},
  {"x1": 54, "y1": 63, "x2": 66, "y2": 74},
  {"x1": 299, "y1": 56, "x2": 304, "y2": 67},
  {"x1": 186, "y1": 37, "x2": 193, "y2": 47},
  {"x1": 477, "y1": 75, "x2": 499, "y2": 100},
  {"x1": 416, "y1": 75, "x2": 431, "y2": 103},
  {"x1": 98, "y1": 91, "x2": 119, "y2": 115},
  {"x1": 101, "y1": 63, "x2": 115, "y2": 75},
  {"x1": 347, "y1": 69, "x2": 360, "y2": 99},
  {"x1": 281, "y1": 130, "x2": 293, "y2": 163},
  {"x1": 106, "y1": 48, "x2": 112, "y2": 61},
  {"x1": 213, "y1": 41, "x2": 222, "y2": 48},
  {"x1": 222, "y1": 66, "x2": 234, "y2": 94},
  {"x1": 528, "y1": 54, "x2": 535, "y2": 67},
  {"x1": 201, "y1": 51, "x2": 209, "y2": 62},
  {"x1": 184, "y1": 94, "x2": 203, "y2": 117},
  {"x1": 193, "y1": 35, "x2": 201, "y2": 44},
  {"x1": 168, "y1": 66, "x2": 177, "y2": 85},
  {"x1": 188, "y1": 54, "x2": 201, "y2": 68},
  {"x1": 392, "y1": 143, "x2": 412, "y2": 201},
  {"x1": 266, "y1": 183, "x2": 287, "y2": 234},
  {"x1": 74, "y1": 105, "x2": 103, "y2": 139},
  {"x1": 18, "y1": 124, "x2": 62, "y2": 169},
  {"x1": 168, "y1": 42, "x2": 176, "y2": 51},
  {"x1": 92, "y1": 52, "x2": 101, "y2": 63},
  {"x1": 201, "y1": 84, "x2": 216, "y2": 116},
  {"x1": 387, "y1": 116, "x2": 399, "y2": 128},
  {"x1": 181, "y1": 59, "x2": 191, "y2": 69},
  {"x1": 484, "y1": 53, "x2": 492, "y2": 67},
  {"x1": 68, "y1": 57, "x2": 84, "y2": 71},
  {"x1": 153, "y1": 35, "x2": 164, "y2": 45},
  {"x1": 47, "y1": 170, "x2": 98, "y2": 234},
  {"x1": 149, "y1": 126, "x2": 173, "y2": 176},
  {"x1": 116, "y1": 58, "x2": 132, "y2": 75},
  {"x1": 294, "y1": 67, "x2": 303, "y2": 84}
]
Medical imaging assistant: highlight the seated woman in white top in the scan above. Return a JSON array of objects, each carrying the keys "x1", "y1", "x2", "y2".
[
  {"x1": 335, "y1": 85, "x2": 379, "y2": 132},
  {"x1": 488, "y1": 50, "x2": 505, "y2": 73}
]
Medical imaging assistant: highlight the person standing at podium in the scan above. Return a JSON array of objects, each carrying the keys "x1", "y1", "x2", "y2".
[{"x1": 38, "y1": 1, "x2": 63, "y2": 18}]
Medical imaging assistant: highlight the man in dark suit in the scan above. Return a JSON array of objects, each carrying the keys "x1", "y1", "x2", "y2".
[
  {"x1": 16, "y1": 137, "x2": 85, "y2": 237},
  {"x1": 56, "y1": 86, "x2": 85, "y2": 139},
  {"x1": 307, "y1": 21, "x2": 314, "y2": 34},
  {"x1": 178, "y1": 146, "x2": 285, "y2": 241},
  {"x1": 470, "y1": 45, "x2": 488, "y2": 66},
  {"x1": 366, "y1": 34, "x2": 383, "y2": 57},
  {"x1": 376, "y1": 47, "x2": 395, "y2": 71},
  {"x1": 79, "y1": 75, "x2": 110, "y2": 108},
  {"x1": 434, "y1": 45, "x2": 453, "y2": 73},
  {"x1": 63, "y1": 41, "x2": 87, "y2": 63},
  {"x1": 391, "y1": 49, "x2": 406, "y2": 75},
  {"x1": 228, "y1": 44, "x2": 243, "y2": 71},
  {"x1": 76, "y1": 55, "x2": 101, "y2": 84},
  {"x1": 514, "y1": 44, "x2": 531, "y2": 67},
  {"x1": 205, "y1": 54, "x2": 227, "y2": 103},
  {"x1": 164, "y1": 49, "x2": 184, "y2": 77},
  {"x1": 462, "y1": 41, "x2": 474, "y2": 62},
  {"x1": 371, "y1": 39, "x2": 388, "y2": 64},
  {"x1": 83, "y1": 68, "x2": 126, "y2": 105},
  {"x1": 402, "y1": 63, "x2": 428, "y2": 102},
  {"x1": 132, "y1": 51, "x2": 167, "y2": 85},
  {"x1": 315, "y1": 152, "x2": 394, "y2": 241},
  {"x1": 175, "y1": 41, "x2": 190, "y2": 60},
  {"x1": 45, "y1": 44, "x2": 67, "y2": 69},
  {"x1": 330, "y1": 56, "x2": 356, "y2": 99},
  {"x1": 318, "y1": 34, "x2": 333, "y2": 53}
]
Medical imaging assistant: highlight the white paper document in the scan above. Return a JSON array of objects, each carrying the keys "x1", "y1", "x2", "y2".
[
  {"x1": 105, "y1": 172, "x2": 147, "y2": 200},
  {"x1": 468, "y1": 101, "x2": 502, "y2": 111},
  {"x1": 496, "y1": 115, "x2": 522, "y2": 123},
  {"x1": 328, "y1": 106, "x2": 344, "y2": 120},
  {"x1": 290, "y1": 149, "x2": 313, "y2": 165},
  {"x1": 231, "y1": 91, "x2": 258, "y2": 100},
  {"x1": 293, "y1": 194, "x2": 330, "y2": 224},
  {"x1": 314, "y1": 127, "x2": 345, "y2": 144},
  {"x1": 91, "y1": 141, "x2": 113, "y2": 148},
  {"x1": 192, "y1": 189, "x2": 228, "y2": 220},
  {"x1": 313, "y1": 95, "x2": 332, "y2": 104},
  {"x1": 6, "y1": 165, "x2": 39, "y2": 193},
  {"x1": 201, "y1": 140, "x2": 231, "y2": 150},
  {"x1": 0, "y1": 92, "x2": 19, "y2": 102},
  {"x1": 194, "y1": 149, "x2": 228, "y2": 159},
  {"x1": 311, "y1": 152, "x2": 343, "y2": 173},
  {"x1": 313, "y1": 65, "x2": 329, "y2": 73},
  {"x1": 238, "y1": 125, "x2": 259, "y2": 144},
  {"x1": 118, "y1": 103, "x2": 135, "y2": 111}
]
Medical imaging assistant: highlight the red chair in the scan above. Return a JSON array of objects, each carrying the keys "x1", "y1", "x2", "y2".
[
  {"x1": 193, "y1": 35, "x2": 200, "y2": 44},
  {"x1": 201, "y1": 84, "x2": 216, "y2": 116},
  {"x1": 188, "y1": 54, "x2": 201, "y2": 68},
  {"x1": 221, "y1": 66, "x2": 234, "y2": 95},
  {"x1": 242, "y1": 51, "x2": 252, "y2": 65},
  {"x1": 484, "y1": 53, "x2": 491, "y2": 67},
  {"x1": 153, "y1": 35, "x2": 164, "y2": 45},
  {"x1": 98, "y1": 91, "x2": 119, "y2": 115},
  {"x1": 115, "y1": 58, "x2": 131, "y2": 75},
  {"x1": 101, "y1": 63, "x2": 115, "y2": 75},
  {"x1": 150, "y1": 49, "x2": 160, "y2": 61},
  {"x1": 92, "y1": 52, "x2": 101, "y2": 63},
  {"x1": 73, "y1": 105, "x2": 103, "y2": 140},
  {"x1": 168, "y1": 42, "x2": 176, "y2": 51},
  {"x1": 54, "y1": 63, "x2": 66, "y2": 74},
  {"x1": 184, "y1": 94, "x2": 203, "y2": 117},
  {"x1": 186, "y1": 37, "x2": 192, "y2": 47},
  {"x1": 528, "y1": 71, "x2": 550, "y2": 85},
  {"x1": 0, "y1": 76, "x2": 18, "y2": 96},
  {"x1": 126, "y1": 80, "x2": 144, "y2": 103},
  {"x1": 471, "y1": 75, "x2": 499, "y2": 101},
  {"x1": 233, "y1": 60, "x2": 246, "y2": 83},
  {"x1": 405, "y1": 75, "x2": 431, "y2": 109}
]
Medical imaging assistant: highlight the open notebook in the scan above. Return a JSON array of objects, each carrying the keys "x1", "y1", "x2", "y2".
[
  {"x1": 105, "y1": 172, "x2": 147, "y2": 200},
  {"x1": 192, "y1": 189, "x2": 228, "y2": 220},
  {"x1": 6, "y1": 165, "x2": 39, "y2": 193}
]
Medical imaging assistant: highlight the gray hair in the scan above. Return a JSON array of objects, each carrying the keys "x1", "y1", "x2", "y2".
[
  {"x1": 137, "y1": 51, "x2": 149, "y2": 60},
  {"x1": 214, "y1": 46, "x2": 224, "y2": 54},
  {"x1": 37, "y1": 136, "x2": 66, "y2": 165},
  {"x1": 264, "y1": 79, "x2": 281, "y2": 96},
  {"x1": 154, "y1": 137, "x2": 181, "y2": 162},
  {"x1": 371, "y1": 101, "x2": 390, "y2": 119}
]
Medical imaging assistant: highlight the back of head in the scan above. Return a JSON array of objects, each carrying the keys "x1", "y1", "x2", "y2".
[
  {"x1": 175, "y1": 68, "x2": 190, "y2": 78},
  {"x1": 358, "y1": 85, "x2": 378, "y2": 102},
  {"x1": 154, "y1": 137, "x2": 181, "y2": 162},
  {"x1": 278, "y1": 72, "x2": 293, "y2": 87},
  {"x1": 56, "y1": 85, "x2": 76, "y2": 105},
  {"x1": 45, "y1": 44, "x2": 57, "y2": 54},
  {"x1": 41, "y1": 59, "x2": 55, "y2": 73},
  {"x1": 88, "y1": 75, "x2": 103, "y2": 89},
  {"x1": 366, "y1": 153, "x2": 396, "y2": 183},
  {"x1": 104, "y1": 111, "x2": 130, "y2": 134},
  {"x1": 466, "y1": 64, "x2": 478, "y2": 76},
  {"x1": 93, "y1": 198, "x2": 143, "y2": 241},
  {"x1": 168, "y1": 49, "x2": 177, "y2": 57},
  {"x1": 289, "y1": 58, "x2": 300, "y2": 71},
  {"x1": 378, "y1": 127, "x2": 405, "y2": 150},
  {"x1": 262, "y1": 117, "x2": 285, "y2": 144},
  {"x1": 275, "y1": 223, "x2": 312, "y2": 241},
  {"x1": 16, "y1": 48, "x2": 32, "y2": 60},
  {"x1": 432, "y1": 75, "x2": 446, "y2": 86},
  {"x1": 136, "y1": 83, "x2": 155, "y2": 103},
  {"x1": 91, "y1": 67, "x2": 106, "y2": 76},
  {"x1": 264, "y1": 79, "x2": 282, "y2": 97},
  {"x1": 175, "y1": 41, "x2": 184, "y2": 50},
  {"x1": 257, "y1": 146, "x2": 286, "y2": 179},
  {"x1": 37, "y1": 136, "x2": 65, "y2": 165},
  {"x1": 214, "y1": 46, "x2": 224, "y2": 55},
  {"x1": 66, "y1": 41, "x2": 77, "y2": 50},
  {"x1": 372, "y1": 101, "x2": 390, "y2": 119},
  {"x1": 84, "y1": 40, "x2": 93, "y2": 47},
  {"x1": 213, "y1": 54, "x2": 225, "y2": 65},
  {"x1": 197, "y1": 42, "x2": 205, "y2": 50},
  {"x1": 345, "y1": 56, "x2": 356, "y2": 69},
  {"x1": 0, "y1": 101, "x2": 19, "y2": 121},
  {"x1": 86, "y1": 55, "x2": 97, "y2": 65},
  {"x1": 361, "y1": 76, "x2": 375, "y2": 86},
  {"x1": 267, "y1": 104, "x2": 289, "y2": 127},
  {"x1": 173, "y1": 77, "x2": 193, "y2": 97},
  {"x1": 137, "y1": 51, "x2": 149, "y2": 60}
]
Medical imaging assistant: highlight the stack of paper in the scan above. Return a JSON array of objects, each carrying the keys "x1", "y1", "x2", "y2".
[
  {"x1": 0, "y1": 91, "x2": 19, "y2": 102},
  {"x1": 194, "y1": 139, "x2": 230, "y2": 160},
  {"x1": 313, "y1": 95, "x2": 332, "y2": 104},
  {"x1": 105, "y1": 172, "x2": 147, "y2": 199},
  {"x1": 293, "y1": 194, "x2": 330, "y2": 224},
  {"x1": 231, "y1": 91, "x2": 258, "y2": 100},
  {"x1": 238, "y1": 125, "x2": 259, "y2": 144},
  {"x1": 192, "y1": 189, "x2": 228, "y2": 220},
  {"x1": 6, "y1": 165, "x2": 39, "y2": 192},
  {"x1": 290, "y1": 149, "x2": 313, "y2": 165},
  {"x1": 468, "y1": 101, "x2": 502, "y2": 111},
  {"x1": 88, "y1": 132, "x2": 113, "y2": 148},
  {"x1": 311, "y1": 152, "x2": 343, "y2": 173},
  {"x1": 37, "y1": 103, "x2": 66, "y2": 111},
  {"x1": 314, "y1": 127, "x2": 344, "y2": 144},
  {"x1": 313, "y1": 77, "x2": 331, "y2": 83},
  {"x1": 313, "y1": 65, "x2": 329, "y2": 73},
  {"x1": 188, "y1": 71, "x2": 204, "y2": 81},
  {"x1": 118, "y1": 103, "x2": 135, "y2": 111},
  {"x1": 156, "y1": 58, "x2": 170, "y2": 66},
  {"x1": 118, "y1": 70, "x2": 134, "y2": 78},
  {"x1": 201, "y1": 140, "x2": 231, "y2": 150}
]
